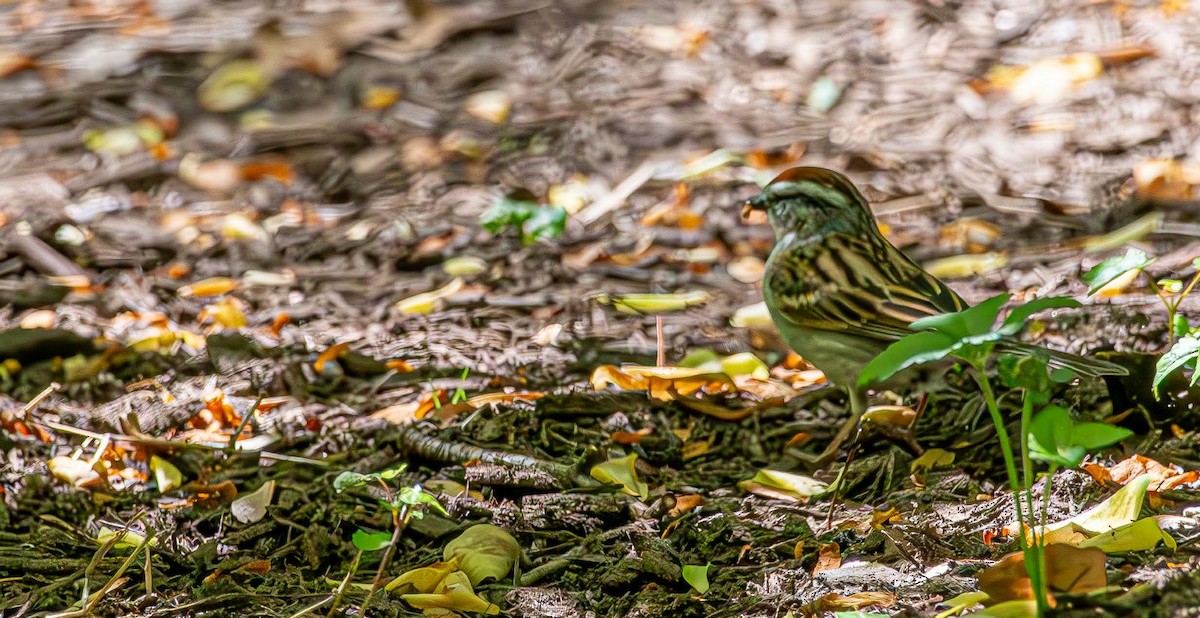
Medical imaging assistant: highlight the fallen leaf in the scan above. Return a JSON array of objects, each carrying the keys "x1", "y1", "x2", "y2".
[
  {"x1": 738, "y1": 469, "x2": 827, "y2": 502},
  {"x1": 812, "y1": 542, "x2": 842, "y2": 574}
]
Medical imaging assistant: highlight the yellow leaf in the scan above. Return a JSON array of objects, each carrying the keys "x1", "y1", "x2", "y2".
[
  {"x1": 395, "y1": 278, "x2": 465, "y2": 315},
  {"x1": 443, "y1": 524, "x2": 520, "y2": 586},
  {"x1": 595, "y1": 291, "x2": 710, "y2": 315},
  {"x1": 590, "y1": 453, "x2": 649, "y2": 500},
  {"x1": 150, "y1": 455, "x2": 183, "y2": 493},
  {"x1": 911, "y1": 448, "x2": 956, "y2": 473},
  {"x1": 738, "y1": 469, "x2": 826, "y2": 502},
  {"x1": 400, "y1": 569, "x2": 499, "y2": 614}
]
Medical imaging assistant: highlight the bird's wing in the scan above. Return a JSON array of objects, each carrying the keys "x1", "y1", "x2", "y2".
[{"x1": 765, "y1": 232, "x2": 966, "y2": 342}]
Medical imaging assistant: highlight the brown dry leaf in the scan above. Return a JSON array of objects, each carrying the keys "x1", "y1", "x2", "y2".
[
  {"x1": 668, "y1": 494, "x2": 705, "y2": 518},
  {"x1": 812, "y1": 542, "x2": 842, "y2": 574},
  {"x1": 590, "y1": 365, "x2": 736, "y2": 401},
  {"x1": 1133, "y1": 158, "x2": 1200, "y2": 201},
  {"x1": 1092, "y1": 454, "x2": 1199, "y2": 491},
  {"x1": 611, "y1": 428, "x2": 652, "y2": 444},
  {"x1": 977, "y1": 544, "x2": 1107, "y2": 604},
  {"x1": 240, "y1": 159, "x2": 295, "y2": 184}
]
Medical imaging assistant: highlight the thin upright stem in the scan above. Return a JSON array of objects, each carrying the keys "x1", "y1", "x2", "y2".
[{"x1": 973, "y1": 362, "x2": 1025, "y2": 542}]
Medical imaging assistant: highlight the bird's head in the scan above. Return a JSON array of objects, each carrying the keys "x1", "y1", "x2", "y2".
[{"x1": 742, "y1": 167, "x2": 877, "y2": 239}]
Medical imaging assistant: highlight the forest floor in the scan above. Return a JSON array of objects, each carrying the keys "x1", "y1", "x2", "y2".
[{"x1": 3, "y1": 1, "x2": 1200, "y2": 616}]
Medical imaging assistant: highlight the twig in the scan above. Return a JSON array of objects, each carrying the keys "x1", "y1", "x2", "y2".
[{"x1": 577, "y1": 161, "x2": 657, "y2": 225}]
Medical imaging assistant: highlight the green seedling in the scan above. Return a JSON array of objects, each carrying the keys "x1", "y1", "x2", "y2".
[
  {"x1": 481, "y1": 192, "x2": 567, "y2": 245},
  {"x1": 862, "y1": 295, "x2": 1130, "y2": 616}
]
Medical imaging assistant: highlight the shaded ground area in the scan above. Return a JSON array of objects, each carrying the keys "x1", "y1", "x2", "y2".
[{"x1": 3, "y1": 1, "x2": 1200, "y2": 616}]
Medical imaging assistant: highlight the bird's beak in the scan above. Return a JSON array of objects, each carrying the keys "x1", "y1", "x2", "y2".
[{"x1": 741, "y1": 195, "x2": 768, "y2": 224}]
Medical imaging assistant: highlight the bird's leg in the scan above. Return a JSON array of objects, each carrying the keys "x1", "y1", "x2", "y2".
[{"x1": 800, "y1": 387, "x2": 866, "y2": 468}]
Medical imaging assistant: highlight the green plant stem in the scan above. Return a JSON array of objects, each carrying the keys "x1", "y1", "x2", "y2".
[
  {"x1": 1018, "y1": 389, "x2": 1049, "y2": 616},
  {"x1": 973, "y1": 362, "x2": 1024, "y2": 531}
]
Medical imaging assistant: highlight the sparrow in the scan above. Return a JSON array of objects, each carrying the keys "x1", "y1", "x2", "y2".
[{"x1": 744, "y1": 166, "x2": 1127, "y2": 465}]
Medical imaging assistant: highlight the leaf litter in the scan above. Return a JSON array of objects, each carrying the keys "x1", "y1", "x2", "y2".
[{"x1": 2, "y1": 1, "x2": 1200, "y2": 617}]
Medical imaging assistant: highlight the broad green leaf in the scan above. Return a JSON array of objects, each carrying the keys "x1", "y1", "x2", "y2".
[
  {"x1": 1082, "y1": 248, "x2": 1154, "y2": 295},
  {"x1": 910, "y1": 293, "x2": 1010, "y2": 339},
  {"x1": 997, "y1": 355, "x2": 1051, "y2": 405},
  {"x1": 858, "y1": 331, "x2": 957, "y2": 386},
  {"x1": 934, "y1": 592, "x2": 989, "y2": 618},
  {"x1": 738, "y1": 469, "x2": 827, "y2": 501},
  {"x1": 682, "y1": 563, "x2": 710, "y2": 593},
  {"x1": 1028, "y1": 405, "x2": 1085, "y2": 467},
  {"x1": 996, "y1": 297, "x2": 1081, "y2": 336},
  {"x1": 1154, "y1": 334, "x2": 1200, "y2": 396},
  {"x1": 1069, "y1": 422, "x2": 1134, "y2": 451},
  {"x1": 353, "y1": 529, "x2": 392, "y2": 551},
  {"x1": 443, "y1": 524, "x2": 520, "y2": 586}
]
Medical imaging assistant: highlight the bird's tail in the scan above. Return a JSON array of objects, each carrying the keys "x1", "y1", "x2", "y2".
[{"x1": 995, "y1": 340, "x2": 1128, "y2": 378}]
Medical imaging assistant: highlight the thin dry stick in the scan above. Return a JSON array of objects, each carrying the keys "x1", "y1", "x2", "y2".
[{"x1": 656, "y1": 315, "x2": 665, "y2": 367}]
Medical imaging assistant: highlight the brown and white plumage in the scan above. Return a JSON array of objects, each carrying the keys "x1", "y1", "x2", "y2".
[{"x1": 746, "y1": 166, "x2": 1126, "y2": 464}]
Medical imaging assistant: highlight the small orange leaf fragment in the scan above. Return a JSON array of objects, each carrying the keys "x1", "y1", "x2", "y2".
[
  {"x1": 179, "y1": 277, "x2": 238, "y2": 298},
  {"x1": 313, "y1": 342, "x2": 350, "y2": 373}
]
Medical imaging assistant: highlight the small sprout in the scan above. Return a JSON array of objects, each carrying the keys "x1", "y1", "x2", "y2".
[
  {"x1": 481, "y1": 194, "x2": 567, "y2": 244},
  {"x1": 352, "y1": 529, "x2": 393, "y2": 552}
]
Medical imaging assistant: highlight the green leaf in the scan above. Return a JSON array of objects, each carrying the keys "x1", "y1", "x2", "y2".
[
  {"x1": 1028, "y1": 405, "x2": 1085, "y2": 467},
  {"x1": 996, "y1": 297, "x2": 1082, "y2": 336},
  {"x1": 1154, "y1": 334, "x2": 1200, "y2": 396},
  {"x1": 1049, "y1": 367, "x2": 1078, "y2": 383},
  {"x1": 480, "y1": 196, "x2": 535, "y2": 233},
  {"x1": 1173, "y1": 313, "x2": 1190, "y2": 338},
  {"x1": 682, "y1": 563, "x2": 710, "y2": 593},
  {"x1": 1029, "y1": 406, "x2": 1131, "y2": 468},
  {"x1": 1082, "y1": 248, "x2": 1154, "y2": 296},
  {"x1": 333, "y1": 471, "x2": 374, "y2": 492},
  {"x1": 522, "y1": 205, "x2": 567, "y2": 244},
  {"x1": 352, "y1": 529, "x2": 393, "y2": 551},
  {"x1": 395, "y1": 485, "x2": 450, "y2": 516},
  {"x1": 1070, "y1": 422, "x2": 1134, "y2": 451},
  {"x1": 910, "y1": 293, "x2": 1010, "y2": 339},
  {"x1": 997, "y1": 354, "x2": 1051, "y2": 405},
  {"x1": 1158, "y1": 278, "x2": 1184, "y2": 294},
  {"x1": 858, "y1": 331, "x2": 957, "y2": 386}
]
